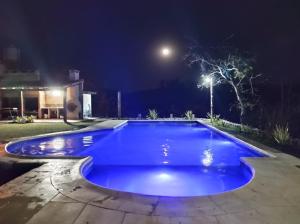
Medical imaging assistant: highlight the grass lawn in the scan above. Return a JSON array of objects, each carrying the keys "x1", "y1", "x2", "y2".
[{"x1": 0, "y1": 120, "x2": 99, "y2": 142}]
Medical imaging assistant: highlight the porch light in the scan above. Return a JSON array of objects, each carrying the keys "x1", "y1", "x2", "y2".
[{"x1": 51, "y1": 90, "x2": 62, "y2": 97}]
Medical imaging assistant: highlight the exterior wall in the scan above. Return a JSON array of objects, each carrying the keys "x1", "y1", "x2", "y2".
[
  {"x1": 42, "y1": 90, "x2": 63, "y2": 107},
  {"x1": 38, "y1": 90, "x2": 63, "y2": 119},
  {"x1": 83, "y1": 93, "x2": 92, "y2": 118},
  {"x1": 24, "y1": 91, "x2": 39, "y2": 98},
  {"x1": 0, "y1": 91, "x2": 2, "y2": 119},
  {"x1": 38, "y1": 91, "x2": 44, "y2": 118},
  {"x1": 66, "y1": 85, "x2": 82, "y2": 119}
]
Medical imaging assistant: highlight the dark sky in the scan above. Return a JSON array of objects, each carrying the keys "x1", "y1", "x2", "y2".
[{"x1": 0, "y1": 0, "x2": 300, "y2": 91}]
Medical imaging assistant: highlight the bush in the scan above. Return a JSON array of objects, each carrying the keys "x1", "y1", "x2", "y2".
[
  {"x1": 146, "y1": 109, "x2": 158, "y2": 120},
  {"x1": 272, "y1": 124, "x2": 290, "y2": 145},
  {"x1": 26, "y1": 115, "x2": 34, "y2": 123},
  {"x1": 184, "y1": 110, "x2": 194, "y2": 120},
  {"x1": 13, "y1": 116, "x2": 26, "y2": 124},
  {"x1": 13, "y1": 116, "x2": 34, "y2": 124},
  {"x1": 207, "y1": 113, "x2": 220, "y2": 124}
]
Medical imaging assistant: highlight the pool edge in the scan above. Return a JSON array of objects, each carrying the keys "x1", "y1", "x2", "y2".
[
  {"x1": 196, "y1": 119, "x2": 276, "y2": 158},
  {"x1": 4, "y1": 120, "x2": 129, "y2": 159}
]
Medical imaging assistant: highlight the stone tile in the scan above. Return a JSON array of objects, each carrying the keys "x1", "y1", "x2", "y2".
[
  {"x1": 210, "y1": 193, "x2": 253, "y2": 213},
  {"x1": 276, "y1": 153, "x2": 300, "y2": 166},
  {"x1": 51, "y1": 193, "x2": 79, "y2": 203},
  {"x1": 256, "y1": 205, "x2": 300, "y2": 224},
  {"x1": 74, "y1": 205, "x2": 124, "y2": 224},
  {"x1": 154, "y1": 197, "x2": 225, "y2": 217},
  {"x1": 26, "y1": 202, "x2": 84, "y2": 224},
  {"x1": 92, "y1": 196, "x2": 153, "y2": 215},
  {"x1": 0, "y1": 195, "x2": 44, "y2": 224},
  {"x1": 123, "y1": 214, "x2": 170, "y2": 224},
  {"x1": 82, "y1": 120, "x2": 127, "y2": 131},
  {"x1": 283, "y1": 186, "x2": 300, "y2": 205},
  {"x1": 0, "y1": 182, "x2": 36, "y2": 199},
  {"x1": 216, "y1": 210, "x2": 266, "y2": 224},
  {"x1": 22, "y1": 178, "x2": 58, "y2": 206},
  {"x1": 63, "y1": 185, "x2": 108, "y2": 203},
  {"x1": 170, "y1": 215, "x2": 219, "y2": 224},
  {"x1": 118, "y1": 200, "x2": 153, "y2": 214},
  {"x1": 129, "y1": 194, "x2": 159, "y2": 205},
  {"x1": 234, "y1": 185, "x2": 292, "y2": 208}
]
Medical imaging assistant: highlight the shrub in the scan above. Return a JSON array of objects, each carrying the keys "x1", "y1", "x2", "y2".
[
  {"x1": 146, "y1": 109, "x2": 158, "y2": 120},
  {"x1": 13, "y1": 116, "x2": 26, "y2": 124},
  {"x1": 13, "y1": 116, "x2": 34, "y2": 124},
  {"x1": 26, "y1": 115, "x2": 34, "y2": 123},
  {"x1": 272, "y1": 124, "x2": 290, "y2": 145},
  {"x1": 241, "y1": 125, "x2": 253, "y2": 134},
  {"x1": 185, "y1": 110, "x2": 194, "y2": 120},
  {"x1": 207, "y1": 113, "x2": 220, "y2": 124}
]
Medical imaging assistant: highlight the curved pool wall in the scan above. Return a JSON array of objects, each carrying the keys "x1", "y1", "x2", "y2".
[{"x1": 6, "y1": 121, "x2": 267, "y2": 197}]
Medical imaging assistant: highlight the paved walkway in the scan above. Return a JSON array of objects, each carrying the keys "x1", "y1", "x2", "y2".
[{"x1": 0, "y1": 120, "x2": 300, "y2": 224}]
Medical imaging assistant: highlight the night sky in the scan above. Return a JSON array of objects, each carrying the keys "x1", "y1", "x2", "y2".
[{"x1": 0, "y1": 0, "x2": 299, "y2": 91}]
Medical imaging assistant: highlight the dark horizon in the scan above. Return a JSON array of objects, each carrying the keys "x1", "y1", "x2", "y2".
[{"x1": 0, "y1": 0, "x2": 300, "y2": 91}]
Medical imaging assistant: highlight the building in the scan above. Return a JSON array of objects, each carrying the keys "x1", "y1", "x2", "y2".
[{"x1": 0, "y1": 46, "x2": 95, "y2": 120}]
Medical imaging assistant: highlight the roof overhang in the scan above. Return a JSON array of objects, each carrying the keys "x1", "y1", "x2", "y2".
[
  {"x1": 83, "y1": 91, "x2": 97, "y2": 95},
  {"x1": 0, "y1": 86, "x2": 64, "y2": 90}
]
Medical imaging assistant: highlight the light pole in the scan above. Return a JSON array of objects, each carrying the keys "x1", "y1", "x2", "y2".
[{"x1": 202, "y1": 75, "x2": 213, "y2": 122}]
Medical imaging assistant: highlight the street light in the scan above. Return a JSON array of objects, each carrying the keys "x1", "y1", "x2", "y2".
[{"x1": 202, "y1": 75, "x2": 214, "y2": 121}]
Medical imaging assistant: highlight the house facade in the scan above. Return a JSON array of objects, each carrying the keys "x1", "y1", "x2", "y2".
[{"x1": 0, "y1": 46, "x2": 95, "y2": 120}]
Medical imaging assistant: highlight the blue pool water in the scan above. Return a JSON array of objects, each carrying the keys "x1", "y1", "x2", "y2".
[{"x1": 6, "y1": 121, "x2": 265, "y2": 196}]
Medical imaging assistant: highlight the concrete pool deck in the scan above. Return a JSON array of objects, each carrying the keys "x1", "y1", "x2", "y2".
[{"x1": 0, "y1": 120, "x2": 300, "y2": 224}]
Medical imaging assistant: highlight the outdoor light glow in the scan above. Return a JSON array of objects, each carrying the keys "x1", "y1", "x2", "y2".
[
  {"x1": 52, "y1": 137, "x2": 65, "y2": 150},
  {"x1": 157, "y1": 173, "x2": 172, "y2": 180},
  {"x1": 51, "y1": 89, "x2": 62, "y2": 97},
  {"x1": 160, "y1": 47, "x2": 172, "y2": 57},
  {"x1": 203, "y1": 76, "x2": 212, "y2": 85}
]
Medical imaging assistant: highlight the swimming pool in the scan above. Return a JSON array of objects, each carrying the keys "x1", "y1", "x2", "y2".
[{"x1": 6, "y1": 121, "x2": 267, "y2": 196}]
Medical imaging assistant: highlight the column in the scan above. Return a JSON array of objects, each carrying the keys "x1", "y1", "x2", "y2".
[
  {"x1": 0, "y1": 90, "x2": 2, "y2": 120},
  {"x1": 20, "y1": 90, "x2": 24, "y2": 117}
]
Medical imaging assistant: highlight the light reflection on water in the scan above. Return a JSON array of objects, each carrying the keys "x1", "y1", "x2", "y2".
[
  {"x1": 202, "y1": 149, "x2": 213, "y2": 167},
  {"x1": 21, "y1": 134, "x2": 95, "y2": 156},
  {"x1": 52, "y1": 137, "x2": 65, "y2": 150},
  {"x1": 82, "y1": 135, "x2": 94, "y2": 147}
]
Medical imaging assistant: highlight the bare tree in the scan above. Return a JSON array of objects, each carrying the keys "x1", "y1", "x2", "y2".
[{"x1": 185, "y1": 47, "x2": 261, "y2": 125}]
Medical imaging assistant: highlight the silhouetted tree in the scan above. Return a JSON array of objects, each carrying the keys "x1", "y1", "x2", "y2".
[{"x1": 185, "y1": 47, "x2": 262, "y2": 124}]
